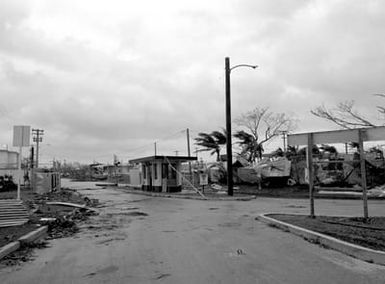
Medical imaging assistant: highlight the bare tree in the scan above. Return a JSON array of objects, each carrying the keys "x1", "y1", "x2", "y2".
[
  {"x1": 234, "y1": 107, "x2": 296, "y2": 162},
  {"x1": 311, "y1": 95, "x2": 385, "y2": 129}
]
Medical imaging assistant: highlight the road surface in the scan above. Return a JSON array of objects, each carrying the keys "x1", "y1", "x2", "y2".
[{"x1": 1, "y1": 183, "x2": 385, "y2": 283}]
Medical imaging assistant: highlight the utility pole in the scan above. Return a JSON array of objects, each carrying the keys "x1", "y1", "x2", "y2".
[
  {"x1": 30, "y1": 146, "x2": 34, "y2": 169},
  {"x1": 32, "y1": 129, "x2": 44, "y2": 168},
  {"x1": 225, "y1": 57, "x2": 233, "y2": 196},
  {"x1": 154, "y1": 142, "x2": 157, "y2": 156},
  {"x1": 174, "y1": 150, "x2": 179, "y2": 156},
  {"x1": 186, "y1": 128, "x2": 192, "y2": 177}
]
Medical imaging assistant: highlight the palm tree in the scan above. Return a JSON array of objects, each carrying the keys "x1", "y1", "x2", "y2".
[
  {"x1": 233, "y1": 130, "x2": 263, "y2": 162},
  {"x1": 194, "y1": 130, "x2": 226, "y2": 161}
]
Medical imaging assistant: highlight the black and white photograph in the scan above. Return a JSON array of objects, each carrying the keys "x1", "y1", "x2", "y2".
[{"x1": 0, "y1": 0, "x2": 385, "y2": 283}]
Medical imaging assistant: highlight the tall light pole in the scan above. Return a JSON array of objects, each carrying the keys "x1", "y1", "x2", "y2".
[{"x1": 225, "y1": 57, "x2": 258, "y2": 196}]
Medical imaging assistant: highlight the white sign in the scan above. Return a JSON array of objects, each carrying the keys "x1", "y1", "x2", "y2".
[
  {"x1": 13, "y1": 125, "x2": 30, "y2": 147},
  {"x1": 199, "y1": 173, "x2": 208, "y2": 186}
]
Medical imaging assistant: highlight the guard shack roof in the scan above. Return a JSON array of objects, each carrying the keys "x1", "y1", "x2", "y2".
[{"x1": 129, "y1": 155, "x2": 197, "y2": 164}]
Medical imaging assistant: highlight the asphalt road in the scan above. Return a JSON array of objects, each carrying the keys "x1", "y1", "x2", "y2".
[{"x1": 1, "y1": 184, "x2": 385, "y2": 284}]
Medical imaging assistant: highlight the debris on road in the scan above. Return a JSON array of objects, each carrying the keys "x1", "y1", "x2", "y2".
[
  {"x1": 0, "y1": 241, "x2": 49, "y2": 267},
  {"x1": 0, "y1": 187, "x2": 100, "y2": 267}
]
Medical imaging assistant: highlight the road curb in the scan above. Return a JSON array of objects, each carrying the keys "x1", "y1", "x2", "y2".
[
  {"x1": 0, "y1": 241, "x2": 20, "y2": 260},
  {"x1": 0, "y1": 225, "x2": 48, "y2": 260},
  {"x1": 120, "y1": 188, "x2": 256, "y2": 201},
  {"x1": 257, "y1": 213, "x2": 385, "y2": 266},
  {"x1": 18, "y1": 226, "x2": 48, "y2": 245}
]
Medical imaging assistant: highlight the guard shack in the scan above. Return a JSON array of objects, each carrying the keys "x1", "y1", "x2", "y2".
[{"x1": 129, "y1": 155, "x2": 197, "y2": 193}]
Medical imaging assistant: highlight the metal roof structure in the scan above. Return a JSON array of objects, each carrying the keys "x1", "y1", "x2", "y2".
[{"x1": 129, "y1": 155, "x2": 197, "y2": 164}]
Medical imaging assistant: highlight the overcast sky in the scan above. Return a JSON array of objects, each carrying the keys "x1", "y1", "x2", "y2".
[{"x1": 1, "y1": 0, "x2": 385, "y2": 165}]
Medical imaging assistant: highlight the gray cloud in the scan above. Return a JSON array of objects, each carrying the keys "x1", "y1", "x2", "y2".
[{"x1": 0, "y1": 0, "x2": 384, "y2": 163}]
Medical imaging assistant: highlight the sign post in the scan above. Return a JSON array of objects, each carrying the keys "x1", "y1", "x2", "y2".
[
  {"x1": 199, "y1": 172, "x2": 208, "y2": 193},
  {"x1": 13, "y1": 126, "x2": 30, "y2": 200}
]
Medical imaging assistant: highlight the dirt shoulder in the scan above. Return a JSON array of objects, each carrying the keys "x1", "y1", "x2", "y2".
[{"x1": 268, "y1": 214, "x2": 385, "y2": 251}]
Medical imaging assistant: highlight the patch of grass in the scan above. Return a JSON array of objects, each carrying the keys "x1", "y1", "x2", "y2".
[{"x1": 269, "y1": 214, "x2": 385, "y2": 251}]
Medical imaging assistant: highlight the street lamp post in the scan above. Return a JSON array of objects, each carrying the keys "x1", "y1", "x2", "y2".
[{"x1": 225, "y1": 57, "x2": 258, "y2": 196}]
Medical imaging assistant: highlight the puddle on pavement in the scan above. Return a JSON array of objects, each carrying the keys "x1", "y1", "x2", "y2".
[
  {"x1": 85, "y1": 265, "x2": 119, "y2": 277},
  {"x1": 218, "y1": 222, "x2": 241, "y2": 228},
  {"x1": 285, "y1": 205, "x2": 306, "y2": 208}
]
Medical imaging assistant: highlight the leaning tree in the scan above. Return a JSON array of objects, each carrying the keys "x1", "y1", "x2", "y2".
[{"x1": 194, "y1": 129, "x2": 226, "y2": 161}]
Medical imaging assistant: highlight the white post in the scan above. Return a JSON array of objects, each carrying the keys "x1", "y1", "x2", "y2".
[
  {"x1": 358, "y1": 130, "x2": 368, "y2": 219},
  {"x1": 17, "y1": 146, "x2": 22, "y2": 200}
]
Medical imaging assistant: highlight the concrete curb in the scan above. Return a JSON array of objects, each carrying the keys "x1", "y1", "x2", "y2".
[
  {"x1": 18, "y1": 226, "x2": 48, "y2": 245},
  {"x1": 257, "y1": 213, "x2": 385, "y2": 266},
  {"x1": 0, "y1": 225, "x2": 48, "y2": 260},
  {"x1": 120, "y1": 188, "x2": 256, "y2": 201},
  {"x1": 0, "y1": 241, "x2": 20, "y2": 260}
]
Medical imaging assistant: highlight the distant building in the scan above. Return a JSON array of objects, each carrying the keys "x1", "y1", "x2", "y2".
[
  {"x1": 129, "y1": 155, "x2": 197, "y2": 192},
  {"x1": 0, "y1": 149, "x2": 19, "y2": 177}
]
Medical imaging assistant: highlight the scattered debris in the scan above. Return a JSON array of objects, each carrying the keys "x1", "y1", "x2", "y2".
[
  {"x1": 0, "y1": 224, "x2": 40, "y2": 247},
  {"x1": 43, "y1": 217, "x2": 79, "y2": 240},
  {"x1": 211, "y1": 184, "x2": 223, "y2": 191},
  {"x1": 0, "y1": 187, "x2": 101, "y2": 267},
  {"x1": 0, "y1": 241, "x2": 49, "y2": 266},
  {"x1": 368, "y1": 185, "x2": 385, "y2": 198},
  {"x1": 227, "y1": 249, "x2": 246, "y2": 258}
]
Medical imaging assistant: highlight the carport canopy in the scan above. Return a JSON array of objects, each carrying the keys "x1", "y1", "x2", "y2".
[
  {"x1": 287, "y1": 126, "x2": 385, "y2": 219},
  {"x1": 287, "y1": 126, "x2": 385, "y2": 146}
]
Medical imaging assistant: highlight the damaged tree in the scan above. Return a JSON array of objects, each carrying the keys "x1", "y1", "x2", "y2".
[
  {"x1": 311, "y1": 95, "x2": 385, "y2": 129},
  {"x1": 234, "y1": 107, "x2": 296, "y2": 162},
  {"x1": 194, "y1": 129, "x2": 226, "y2": 161}
]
